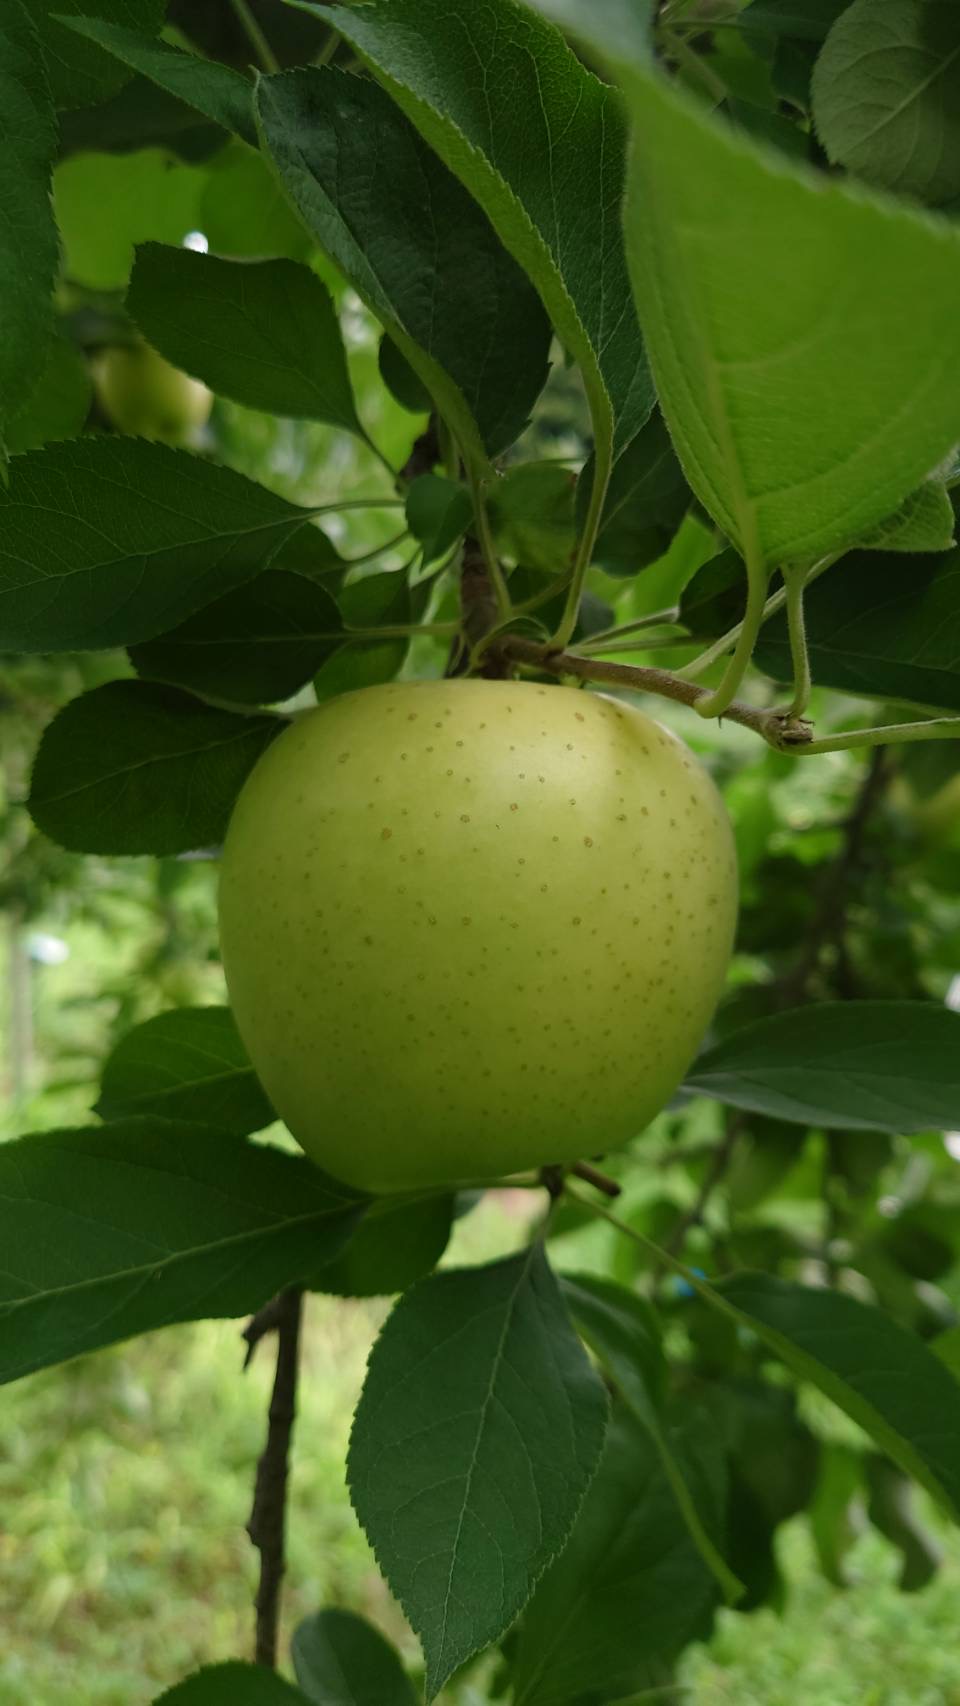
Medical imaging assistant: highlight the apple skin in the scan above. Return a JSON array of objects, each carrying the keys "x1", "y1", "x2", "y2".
[
  {"x1": 219, "y1": 679, "x2": 737, "y2": 1192},
  {"x1": 91, "y1": 342, "x2": 212, "y2": 443}
]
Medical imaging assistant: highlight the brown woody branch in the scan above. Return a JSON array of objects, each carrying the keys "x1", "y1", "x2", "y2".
[
  {"x1": 496, "y1": 636, "x2": 814, "y2": 751},
  {"x1": 244, "y1": 1286, "x2": 304, "y2": 1668}
]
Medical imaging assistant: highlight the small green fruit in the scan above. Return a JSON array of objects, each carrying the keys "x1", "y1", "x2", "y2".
[
  {"x1": 92, "y1": 341, "x2": 212, "y2": 444},
  {"x1": 219, "y1": 680, "x2": 737, "y2": 1192}
]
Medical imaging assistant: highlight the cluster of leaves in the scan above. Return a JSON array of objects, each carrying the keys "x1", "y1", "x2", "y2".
[{"x1": 6, "y1": 0, "x2": 960, "y2": 1702}]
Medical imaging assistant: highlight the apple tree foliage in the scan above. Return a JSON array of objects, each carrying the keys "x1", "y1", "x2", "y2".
[{"x1": 5, "y1": 0, "x2": 960, "y2": 1699}]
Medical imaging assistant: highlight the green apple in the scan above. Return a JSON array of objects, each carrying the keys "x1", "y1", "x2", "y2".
[
  {"x1": 91, "y1": 341, "x2": 212, "y2": 444},
  {"x1": 219, "y1": 679, "x2": 737, "y2": 1192}
]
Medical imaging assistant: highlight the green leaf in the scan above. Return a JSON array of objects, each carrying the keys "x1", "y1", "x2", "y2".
[
  {"x1": 584, "y1": 412, "x2": 691, "y2": 577},
  {"x1": 337, "y1": 569, "x2": 419, "y2": 631},
  {"x1": 490, "y1": 464, "x2": 577, "y2": 575},
  {"x1": 312, "y1": 1195, "x2": 454, "y2": 1299},
  {"x1": 812, "y1": 0, "x2": 960, "y2": 205},
  {"x1": 531, "y1": 8, "x2": 960, "y2": 568},
  {"x1": 685, "y1": 1001, "x2": 960, "y2": 1131},
  {"x1": 154, "y1": 1663, "x2": 313, "y2": 1704},
  {"x1": 866, "y1": 1456, "x2": 942, "y2": 1591},
  {"x1": 313, "y1": 639, "x2": 407, "y2": 702},
  {"x1": 739, "y1": 0, "x2": 849, "y2": 43},
  {"x1": 0, "y1": 439, "x2": 314, "y2": 652},
  {"x1": 5, "y1": 329, "x2": 91, "y2": 455},
  {"x1": 292, "y1": 1611, "x2": 418, "y2": 1706},
  {"x1": 699, "y1": 1270, "x2": 960, "y2": 1519},
  {"x1": 379, "y1": 335, "x2": 431, "y2": 415},
  {"x1": 347, "y1": 1244, "x2": 608, "y2": 1700},
  {"x1": 53, "y1": 146, "x2": 207, "y2": 291},
  {"x1": 39, "y1": 0, "x2": 165, "y2": 110},
  {"x1": 0, "y1": 0, "x2": 58, "y2": 448},
  {"x1": 97, "y1": 1007, "x2": 275, "y2": 1137},
  {"x1": 58, "y1": 17, "x2": 257, "y2": 142},
  {"x1": 405, "y1": 475, "x2": 472, "y2": 567},
  {"x1": 750, "y1": 544, "x2": 960, "y2": 712},
  {"x1": 854, "y1": 479, "x2": 956, "y2": 553},
  {"x1": 58, "y1": 73, "x2": 224, "y2": 163},
  {"x1": 29, "y1": 681, "x2": 283, "y2": 856},
  {"x1": 562, "y1": 1273, "x2": 744, "y2": 1604},
  {"x1": 255, "y1": 67, "x2": 551, "y2": 464},
  {"x1": 933, "y1": 1324, "x2": 960, "y2": 1378},
  {"x1": 509, "y1": 1405, "x2": 721, "y2": 1706},
  {"x1": 128, "y1": 245, "x2": 361, "y2": 433},
  {"x1": 131, "y1": 570, "x2": 344, "y2": 706},
  {"x1": 0, "y1": 1120, "x2": 363, "y2": 1385},
  {"x1": 303, "y1": 0, "x2": 652, "y2": 462}
]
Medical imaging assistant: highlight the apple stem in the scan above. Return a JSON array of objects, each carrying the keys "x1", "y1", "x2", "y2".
[
  {"x1": 243, "y1": 1286, "x2": 304, "y2": 1668},
  {"x1": 571, "y1": 1160, "x2": 623, "y2": 1198}
]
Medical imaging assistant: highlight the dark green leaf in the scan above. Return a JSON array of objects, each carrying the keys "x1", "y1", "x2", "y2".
[
  {"x1": 379, "y1": 335, "x2": 431, "y2": 415},
  {"x1": 562, "y1": 1273, "x2": 665, "y2": 1420},
  {"x1": 97, "y1": 1006, "x2": 275, "y2": 1136},
  {"x1": 311, "y1": 1195, "x2": 454, "y2": 1299},
  {"x1": 0, "y1": 0, "x2": 58, "y2": 450},
  {"x1": 752, "y1": 545, "x2": 960, "y2": 712},
  {"x1": 268, "y1": 521, "x2": 345, "y2": 583},
  {"x1": 720, "y1": 1381, "x2": 818, "y2": 1610},
  {"x1": 405, "y1": 475, "x2": 472, "y2": 566},
  {"x1": 255, "y1": 67, "x2": 551, "y2": 463},
  {"x1": 292, "y1": 1610, "x2": 417, "y2": 1706},
  {"x1": 128, "y1": 245, "x2": 361, "y2": 432},
  {"x1": 0, "y1": 1120, "x2": 363, "y2": 1385},
  {"x1": 0, "y1": 439, "x2": 313, "y2": 652},
  {"x1": 59, "y1": 16, "x2": 256, "y2": 142},
  {"x1": 563, "y1": 1273, "x2": 744, "y2": 1603},
  {"x1": 584, "y1": 412, "x2": 691, "y2": 577},
  {"x1": 131, "y1": 571, "x2": 344, "y2": 706},
  {"x1": 739, "y1": 0, "x2": 849, "y2": 43},
  {"x1": 812, "y1": 0, "x2": 960, "y2": 205},
  {"x1": 39, "y1": 0, "x2": 165, "y2": 110},
  {"x1": 58, "y1": 74, "x2": 224, "y2": 163},
  {"x1": 338, "y1": 570, "x2": 415, "y2": 631},
  {"x1": 686, "y1": 1001, "x2": 960, "y2": 1132},
  {"x1": 313, "y1": 639, "x2": 407, "y2": 702},
  {"x1": 679, "y1": 547, "x2": 744, "y2": 639},
  {"x1": 510, "y1": 1405, "x2": 721, "y2": 1706},
  {"x1": 29, "y1": 681, "x2": 283, "y2": 856},
  {"x1": 703, "y1": 1271, "x2": 960, "y2": 1519},
  {"x1": 154, "y1": 1663, "x2": 312, "y2": 1704},
  {"x1": 5, "y1": 329, "x2": 91, "y2": 455},
  {"x1": 347, "y1": 1244, "x2": 608, "y2": 1700},
  {"x1": 490, "y1": 464, "x2": 577, "y2": 575},
  {"x1": 304, "y1": 0, "x2": 652, "y2": 460},
  {"x1": 867, "y1": 1456, "x2": 943, "y2": 1590}
]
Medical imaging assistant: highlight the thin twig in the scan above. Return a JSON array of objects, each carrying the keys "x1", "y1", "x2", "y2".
[
  {"x1": 498, "y1": 634, "x2": 812, "y2": 750},
  {"x1": 571, "y1": 1160, "x2": 623, "y2": 1198},
  {"x1": 245, "y1": 1287, "x2": 304, "y2": 1668}
]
